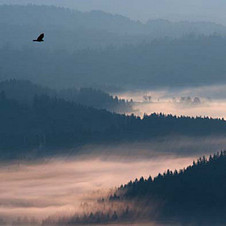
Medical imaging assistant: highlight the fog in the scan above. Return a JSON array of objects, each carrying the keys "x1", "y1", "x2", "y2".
[
  {"x1": 117, "y1": 85, "x2": 226, "y2": 118},
  {"x1": 0, "y1": 155, "x2": 193, "y2": 222},
  {"x1": 0, "y1": 136, "x2": 225, "y2": 223},
  {"x1": 3, "y1": 0, "x2": 226, "y2": 24}
]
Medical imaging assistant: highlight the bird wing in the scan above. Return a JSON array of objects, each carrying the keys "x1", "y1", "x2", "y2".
[{"x1": 37, "y1": 33, "x2": 44, "y2": 41}]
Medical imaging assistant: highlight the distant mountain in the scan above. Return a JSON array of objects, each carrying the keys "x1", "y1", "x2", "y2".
[
  {"x1": 2, "y1": 35, "x2": 226, "y2": 89},
  {"x1": 2, "y1": 5, "x2": 226, "y2": 89},
  {"x1": 3, "y1": 0, "x2": 226, "y2": 24},
  {"x1": 110, "y1": 151, "x2": 226, "y2": 224},
  {"x1": 146, "y1": 19, "x2": 226, "y2": 37},
  {"x1": 1, "y1": 5, "x2": 226, "y2": 51}
]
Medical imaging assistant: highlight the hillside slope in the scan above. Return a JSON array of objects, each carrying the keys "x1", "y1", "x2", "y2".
[
  {"x1": 0, "y1": 93, "x2": 226, "y2": 158},
  {"x1": 112, "y1": 151, "x2": 226, "y2": 223}
]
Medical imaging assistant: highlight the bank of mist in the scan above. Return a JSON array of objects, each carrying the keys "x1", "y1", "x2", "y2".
[
  {"x1": 0, "y1": 155, "x2": 200, "y2": 225},
  {"x1": 0, "y1": 135, "x2": 226, "y2": 224},
  {"x1": 117, "y1": 85, "x2": 226, "y2": 119}
]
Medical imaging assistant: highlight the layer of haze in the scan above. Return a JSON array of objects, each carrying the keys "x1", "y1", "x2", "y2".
[
  {"x1": 2, "y1": 0, "x2": 226, "y2": 24},
  {"x1": 0, "y1": 156, "x2": 192, "y2": 221}
]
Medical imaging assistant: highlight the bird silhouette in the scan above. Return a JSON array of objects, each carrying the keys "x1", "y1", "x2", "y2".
[{"x1": 33, "y1": 33, "x2": 44, "y2": 42}]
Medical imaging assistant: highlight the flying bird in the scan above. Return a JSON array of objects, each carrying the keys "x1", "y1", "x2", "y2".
[{"x1": 33, "y1": 33, "x2": 44, "y2": 42}]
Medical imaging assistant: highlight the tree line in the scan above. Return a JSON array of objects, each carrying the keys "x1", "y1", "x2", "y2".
[
  {"x1": 0, "y1": 79, "x2": 133, "y2": 113},
  {"x1": 0, "y1": 92, "x2": 226, "y2": 159},
  {"x1": 111, "y1": 151, "x2": 226, "y2": 223},
  {"x1": 41, "y1": 152, "x2": 226, "y2": 225}
]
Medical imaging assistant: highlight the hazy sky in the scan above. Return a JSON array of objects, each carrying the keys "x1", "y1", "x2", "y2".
[{"x1": 2, "y1": 0, "x2": 226, "y2": 23}]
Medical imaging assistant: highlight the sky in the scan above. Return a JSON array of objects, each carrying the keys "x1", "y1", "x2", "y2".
[{"x1": 2, "y1": 0, "x2": 226, "y2": 24}]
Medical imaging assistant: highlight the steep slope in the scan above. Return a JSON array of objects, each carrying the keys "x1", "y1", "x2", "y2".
[{"x1": 113, "y1": 151, "x2": 226, "y2": 223}]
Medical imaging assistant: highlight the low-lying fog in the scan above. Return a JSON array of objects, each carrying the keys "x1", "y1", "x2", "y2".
[
  {"x1": 0, "y1": 136, "x2": 226, "y2": 223},
  {"x1": 0, "y1": 155, "x2": 192, "y2": 220},
  {"x1": 117, "y1": 84, "x2": 226, "y2": 118}
]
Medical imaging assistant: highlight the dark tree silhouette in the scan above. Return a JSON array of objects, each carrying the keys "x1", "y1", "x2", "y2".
[
  {"x1": 111, "y1": 151, "x2": 226, "y2": 224},
  {"x1": 0, "y1": 79, "x2": 133, "y2": 113},
  {"x1": 0, "y1": 92, "x2": 226, "y2": 159},
  {"x1": 42, "y1": 152, "x2": 226, "y2": 225}
]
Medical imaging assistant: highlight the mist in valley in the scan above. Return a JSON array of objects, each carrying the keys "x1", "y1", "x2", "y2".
[
  {"x1": 0, "y1": 154, "x2": 192, "y2": 221},
  {"x1": 0, "y1": 136, "x2": 226, "y2": 224},
  {"x1": 117, "y1": 85, "x2": 226, "y2": 118}
]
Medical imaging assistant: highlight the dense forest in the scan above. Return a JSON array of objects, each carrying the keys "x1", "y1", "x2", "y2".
[
  {"x1": 0, "y1": 80, "x2": 133, "y2": 113},
  {"x1": 0, "y1": 90, "x2": 226, "y2": 159},
  {"x1": 109, "y1": 151, "x2": 226, "y2": 224},
  {"x1": 41, "y1": 152, "x2": 226, "y2": 225}
]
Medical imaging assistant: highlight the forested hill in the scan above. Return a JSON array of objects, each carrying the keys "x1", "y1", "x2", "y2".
[
  {"x1": 0, "y1": 94, "x2": 226, "y2": 159},
  {"x1": 43, "y1": 152, "x2": 226, "y2": 225},
  {"x1": 112, "y1": 151, "x2": 226, "y2": 223},
  {"x1": 0, "y1": 80, "x2": 133, "y2": 113}
]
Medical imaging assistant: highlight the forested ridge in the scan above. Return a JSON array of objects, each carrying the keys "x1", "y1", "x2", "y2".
[
  {"x1": 42, "y1": 152, "x2": 226, "y2": 225},
  {"x1": 110, "y1": 151, "x2": 226, "y2": 223},
  {"x1": 1, "y1": 5, "x2": 226, "y2": 50},
  {"x1": 0, "y1": 79, "x2": 133, "y2": 113},
  {"x1": 0, "y1": 91, "x2": 226, "y2": 158}
]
